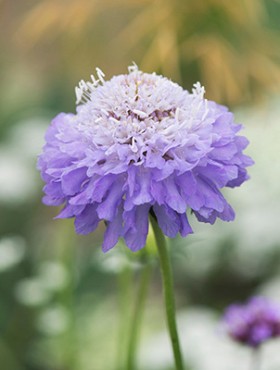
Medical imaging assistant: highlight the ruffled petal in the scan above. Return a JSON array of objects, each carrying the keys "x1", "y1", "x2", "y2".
[
  {"x1": 55, "y1": 204, "x2": 85, "y2": 218},
  {"x1": 153, "y1": 204, "x2": 180, "y2": 238},
  {"x1": 74, "y1": 204, "x2": 99, "y2": 234},
  {"x1": 61, "y1": 167, "x2": 88, "y2": 196},
  {"x1": 97, "y1": 180, "x2": 124, "y2": 221},
  {"x1": 123, "y1": 204, "x2": 150, "y2": 251},
  {"x1": 102, "y1": 207, "x2": 124, "y2": 252},
  {"x1": 162, "y1": 177, "x2": 187, "y2": 213},
  {"x1": 179, "y1": 213, "x2": 193, "y2": 237}
]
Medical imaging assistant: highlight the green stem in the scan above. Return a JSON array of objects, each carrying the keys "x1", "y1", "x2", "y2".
[
  {"x1": 116, "y1": 266, "x2": 133, "y2": 370},
  {"x1": 251, "y1": 348, "x2": 261, "y2": 370},
  {"x1": 125, "y1": 257, "x2": 152, "y2": 370},
  {"x1": 150, "y1": 215, "x2": 184, "y2": 370}
]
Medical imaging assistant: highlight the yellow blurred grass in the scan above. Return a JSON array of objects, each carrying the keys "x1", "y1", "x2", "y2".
[{"x1": 9, "y1": 0, "x2": 280, "y2": 105}]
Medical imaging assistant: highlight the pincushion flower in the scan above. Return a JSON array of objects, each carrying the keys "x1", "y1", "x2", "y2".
[
  {"x1": 223, "y1": 297, "x2": 280, "y2": 347},
  {"x1": 38, "y1": 65, "x2": 253, "y2": 252}
]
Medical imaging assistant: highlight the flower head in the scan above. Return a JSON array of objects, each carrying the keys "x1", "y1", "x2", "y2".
[
  {"x1": 223, "y1": 296, "x2": 280, "y2": 347},
  {"x1": 38, "y1": 65, "x2": 253, "y2": 252}
]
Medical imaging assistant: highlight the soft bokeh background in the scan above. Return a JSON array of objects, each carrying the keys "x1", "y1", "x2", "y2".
[{"x1": 1, "y1": 1, "x2": 280, "y2": 369}]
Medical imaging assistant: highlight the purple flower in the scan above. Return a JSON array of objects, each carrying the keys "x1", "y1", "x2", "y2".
[
  {"x1": 38, "y1": 65, "x2": 253, "y2": 252},
  {"x1": 223, "y1": 297, "x2": 280, "y2": 347}
]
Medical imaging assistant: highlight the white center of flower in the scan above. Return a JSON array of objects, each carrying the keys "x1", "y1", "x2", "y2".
[{"x1": 74, "y1": 65, "x2": 210, "y2": 162}]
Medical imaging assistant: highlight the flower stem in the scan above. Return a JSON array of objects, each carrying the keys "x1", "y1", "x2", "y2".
[
  {"x1": 150, "y1": 215, "x2": 184, "y2": 370},
  {"x1": 251, "y1": 348, "x2": 261, "y2": 370},
  {"x1": 116, "y1": 265, "x2": 133, "y2": 370},
  {"x1": 125, "y1": 256, "x2": 152, "y2": 370}
]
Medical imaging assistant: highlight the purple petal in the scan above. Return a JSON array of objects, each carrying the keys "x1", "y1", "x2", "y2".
[
  {"x1": 102, "y1": 207, "x2": 124, "y2": 252},
  {"x1": 61, "y1": 167, "x2": 88, "y2": 196},
  {"x1": 153, "y1": 204, "x2": 180, "y2": 238},
  {"x1": 74, "y1": 204, "x2": 99, "y2": 234},
  {"x1": 97, "y1": 180, "x2": 124, "y2": 221},
  {"x1": 179, "y1": 213, "x2": 193, "y2": 236},
  {"x1": 123, "y1": 204, "x2": 150, "y2": 251}
]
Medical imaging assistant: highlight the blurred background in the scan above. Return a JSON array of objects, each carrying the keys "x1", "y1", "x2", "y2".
[{"x1": 1, "y1": 0, "x2": 280, "y2": 369}]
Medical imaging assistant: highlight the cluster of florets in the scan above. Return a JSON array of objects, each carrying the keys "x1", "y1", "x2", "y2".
[
  {"x1": 224, "y1": 297, "x2": 280, "y2": 347},
  {"x1": 38, "y1": 65, "x2": 253, "y2": 252}
]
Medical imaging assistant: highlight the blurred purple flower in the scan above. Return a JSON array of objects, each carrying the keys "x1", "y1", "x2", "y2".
[
  {"x1": 38, "y1": 65, "x2": 253, "y2": 252},
  {"x1": 223, "y1": 296, "x2": 280, "y2": 347}
]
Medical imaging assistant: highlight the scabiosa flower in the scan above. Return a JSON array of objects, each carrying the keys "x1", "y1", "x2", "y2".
[
  {"x1": 38, "y1": 65, "x2": 253, "y2": 252},
  {"x1": 223, "y1": 297, "x2": 280, "y2": 347}
]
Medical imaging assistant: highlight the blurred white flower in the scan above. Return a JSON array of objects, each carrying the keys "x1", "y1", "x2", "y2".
[
  {"x1": 38, "y1": 261, "x2": 69, "y2": 291},
  {"x1": 139, "y1": 308, "x2": 280, "y2": 370},
  {"x1": 0, "y1": 117, "x2": 48, "y2": 204},
  {"x1": 36, "y1": 305, "x2": 70, "y2": 335},
  {"x1": 0, "y1": 236, "x2": 25, "y2": 272},
  {"x1": 14, "y1": 260, "x2": 69, "y2": 306},
  {"x1": 8, "y1": 117, "x2": 48, "y2": 160},
  {"x1": 99, "y1": 252, "x2": 131, "y2": 274},
  {"x1": 15, "y1": 278, "x2": 51, "y2": 306},
  {"x1": 0, "y1": 149, "x2": 37, "y2": 203},
  {"x1": 97, "y1": 246, "x2": 142, "y2": 274}
]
